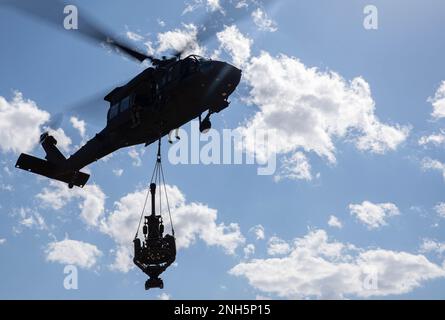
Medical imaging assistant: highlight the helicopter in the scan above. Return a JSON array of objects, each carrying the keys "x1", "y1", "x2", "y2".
[{"x1": 7, "y1": 1, "x2": 243, "y2": 188}]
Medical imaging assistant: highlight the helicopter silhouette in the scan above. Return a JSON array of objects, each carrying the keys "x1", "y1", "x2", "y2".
[{"x1": 7, "y1": 0, "x2": 243, "y2": 188}]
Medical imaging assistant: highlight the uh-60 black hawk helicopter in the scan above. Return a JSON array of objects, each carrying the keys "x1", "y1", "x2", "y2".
[{"x1": 9, "y1": 1, "x2": 242, "y2": 188}]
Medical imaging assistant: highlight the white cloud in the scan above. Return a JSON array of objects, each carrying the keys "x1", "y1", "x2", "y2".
[
  {"x1": 125, "y1": 30, "x2": 155, "y2": 56},
  {"x1": 113, "y1": 168, "x2": 124, "y2": 177},
  {"x1": 349, "y1": 201, "x2": 400, "y2": 229},
  {"x1": 422, "y1": 158, "x2": 445, "y2": 181},
  {"x1": 36, "y1": 181, "x2": 106, "y2": 227},
  {"x1": 157, "y1": 24, "x2": 204, "y2": 57},
  {"x1": 100, "y1": 185, "x2": 245, "y2": 272},
  {"x1": 428, "y1": 81, "x2": 445, "y2": 119},
  {"x1": 109, "y1": 245, "x2": 134, "y2": 273},
  {"x1": 0, "y1": 91, "x2": 50, "y2": 154},
  {"x1": 244, "y1": 243, "x2": 255, "y2": 258},
  {"x1": 252, "y1": 8, "x2": 277, "y2": 32},
  {"x1": 157, "y1": 18, "x2": 166, "y2": 28},
  {"x1": 275, "y1": 152, "x2": 312, "y2": 181},
  {"x1": 158, "y1": 292, "x2": 171, "y2": 300},
  {"x1": 0, "y1": 238, "x2": 6, "y2": 245},
  {"x1": 420, "y1": 239, "x2": 445, "y2": 256},
  {"x1": 238, "y1": 52, "x2": 409, "y2": 172},
  {"x1": 183, "y1": 0, "x2": 224, "y2": 14},
  {"x1": 328, "y1": 215, "x2": 343, "y2": 229},
  {"x1": 128, "y1": 148, "x2": 143, "y2": 167},
  {"x1": 70, "y1": 116, "x2": 86, "y2": 138},
  {"x1": 0, "y1": 184, "x2": 13, "y2": 191},
  {"x1": 216, "y1": 25, "x2": 252, "y2": 68},
  {"x1": 207, "y1": 0, "x2": 222, "y2": 12},
  {"x1": 249, "y1": 224, "x2": 265, "y2": 240},
  {"x1": 267, "y1": 236, "x2": 291, "y2": 256},
  {"x1": 234, "y1": 0, "x2": 249, "y2": 9},
  {"x1": 126, "y1": 31, "x2": 144, "y2": 42},
  {"x1": 13, "y1": 207, "x2": 47, "y2": 232},
  {"x1": 230, "y1": 229, "x2": 445, "y2": 299},
  {"x1": 47, "y1": 127, "x2": 72, "y2": 153},
  {"x1": 45, "y1": 238, "x2": 102, "y2": 269},
  {"x1": 419, "y1": 131, "x2": 445, "y2": 147},
  {"x1": 434, "y1": 203, "x2": 445, "y2": 218}
]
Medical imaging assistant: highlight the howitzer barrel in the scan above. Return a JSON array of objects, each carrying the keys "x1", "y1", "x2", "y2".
[{"x1": 150, "y1": 183, "x2": 156, "y2": 216}]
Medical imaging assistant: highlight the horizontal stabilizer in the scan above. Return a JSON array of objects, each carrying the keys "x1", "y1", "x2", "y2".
[{"x1": 15, "y1": 153, "x2": 89, "y2": 188}]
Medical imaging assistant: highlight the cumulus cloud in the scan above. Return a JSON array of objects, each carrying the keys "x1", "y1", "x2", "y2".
[
  {"x1": 158, "y1": 292, "x2": 171, "y2": 300},
  {"x1": 126, "y1": 31, "x2": 144, "y2": 42},
  {"x1": 113, "y1": 168, "x2": 124, "y2": 177},
  {"x1": 418, "y1": 131, "x2": 445, "y2": 147},
  {"x1": 0, "y1": 91, "x2": 50, "y2": 154},
  {"x1": 207, "y1": 0, "x2": 222, "y2": 12},
  {"x1": 0, "y1": 184, "x2": 13, "y2": 192},
  {"x1": 216, "y1": 25, "x2": 252, "y2": 67},
  {"x1": 428, "y1": 81, "x2": 445, "y2": 119},
  {"x1": 157, "y1": 19, "x2": 166, "y2": 28},
  {"x1": 0, "y1": 238, "x2": 6, "y2": 245},
  {"x1": 230, "y1": 229, "x2": 445, "y2": 299},
  {"x1": 109, "y1": 245, "x2": 134, "y2": 273},
  {"x1": 237, "y1": 52, "x2": 409, "y2": 177},
  {"x1": 275, "y1": 152, "x2": 312, "y2": 181},
  {"x1": 252, "y1": 8, "x2": 277, "y2": 32},
  {"x1": 36, "y1": 181, "x2": 106, "y2": 227},
  {"x1": 422, "y1": 158, "x2": 445, "y2": 181},
  {"x1": 267, "y1": 236, "x2": 291, "y2": 256},
  {"x1": 45, "y1": 238, "x2": 102, "y2": 269},
  {"x1": 128, "y1": 147, "x2": 143, "y2": 167},
  {"x1": 183, "y1": 0, "x2": 223, "y2": 14},
  {"x1": 349, "y1": 201, "x2": 400, "y2": 229},
  {"x1": 47, "y1": 127, "x2": 72, "y2": 153},
  {"x1": 420, "y1": 239, "x2": 445, "y2": 256},
  {"x1": 125, "y1": 30, "x2": 155, "y2": 56},
  {"x1": 157, "y1": 24, "x2": 204, "y2": 57},
  {"x1": 434, "y1": 203, "x2": 445, "y2": 218},
  {"x1": 249, "y1": 224, "x2": 265, "y2": 240},
  {"x1": 12, "y1": 207, "x2": 47, "y2": 233},
  {"x1": 100, "y1": 185, "x2": 245, "y2": 272},
  {"x1": 70, "y1": 116, "x2": 86, "y2": 138},
  {"x1": 244, "y1": 243, "x2": 255, "y2": 258},
  {"x1": 328, "y1": 215, "x2": 343, "y2": 229}
]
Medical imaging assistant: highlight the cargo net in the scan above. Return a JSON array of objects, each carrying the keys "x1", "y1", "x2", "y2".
[{"x1": 133, "y1": 139, "x2": 176, "y2": 290}]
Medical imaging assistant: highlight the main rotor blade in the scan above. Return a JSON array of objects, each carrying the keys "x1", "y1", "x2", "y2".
[
  {"x1": 2, "y1": 0, "x2": 153, "y2": 63},
  {"x1": 175, "y1": 0, "x2": 275, "y2": 58},
  {"x1": 43, "y1": 84, "x2": 118, "y2": 132}
]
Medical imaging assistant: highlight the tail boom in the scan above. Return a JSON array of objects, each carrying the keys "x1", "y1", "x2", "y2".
[
  {"x1": 15, "y1": 153, "x2": 89, "y2": 188},
  {"x1": 15, "y1": 133, "x2": 90, "y2": 188}
]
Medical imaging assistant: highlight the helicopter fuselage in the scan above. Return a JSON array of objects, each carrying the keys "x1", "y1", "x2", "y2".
[{"x1": 64, "y1": 55, "x2": 242, "y2": 172}]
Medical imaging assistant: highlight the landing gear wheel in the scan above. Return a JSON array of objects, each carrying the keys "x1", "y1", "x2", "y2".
[{"x1": 199, "y1": 117, "x2": 211, "y2": 134}]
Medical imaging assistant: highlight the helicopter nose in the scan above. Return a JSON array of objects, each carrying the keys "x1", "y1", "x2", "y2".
[
  {"x1": 214, "y1": 62, "x2": 242, "y2": 95},
  {"x1": 226, "y1": 63, "x2": 242, "y2": 89},
  {"x1": 202, "y1": 61, "x2": 242, "y2": 101}
]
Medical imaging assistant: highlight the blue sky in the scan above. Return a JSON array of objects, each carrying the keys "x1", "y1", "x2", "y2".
[{"x1": 1, "y1": 0, "x2": 445, "y2": 299}]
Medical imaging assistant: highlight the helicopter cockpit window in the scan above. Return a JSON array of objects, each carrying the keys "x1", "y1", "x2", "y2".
[
  {"x1": 109, "y1": 102, "x2": 119, "y2": 119},
  {"x1": 120, "y1": 96, "x2": 131, "y2": 112},
  {"x1": 188, "y1": 55, "x2": 208, "y2": 63},
  {"x1": 182, "y1": 56, "x2": 201, "y2": 77}
]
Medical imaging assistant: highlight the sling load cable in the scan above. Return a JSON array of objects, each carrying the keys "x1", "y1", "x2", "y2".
[
  {"x1": 134, "y1": 138, "x2": 175, "y2": 240},
  {"x1": 133, "y1": 138, "x2": 176, "y2": 290}
]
